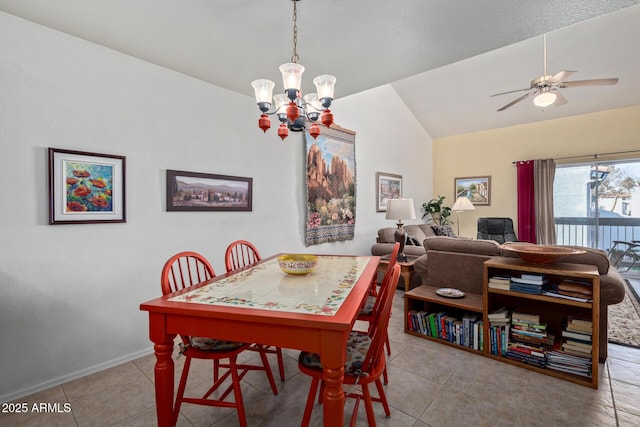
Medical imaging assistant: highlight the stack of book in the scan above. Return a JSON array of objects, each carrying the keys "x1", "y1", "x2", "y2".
[
  {"x1": 546, "y1": 315, "x2": 593, "y2": 378},
  {"x1": 547, "y1": 351, "x2": 592, "y2": 377},
  {"x1": 544, "y1": 279, "x2": 594, "y2": 302},
  {"x1": 488, "y1": 275, "x2": 511, "y2": 291},
  {"x1": 561, "y1": 316, "x2": 593, "y2": 357},
  {"x1": 506, "y1": 311, "x2": 548, "y2": 367},
  {"x1": 488, "y1": 306, "x2": 510, "y2": 356},
  {"x1": 509, "y1": 273, "x2": 548, "y2": 294}
]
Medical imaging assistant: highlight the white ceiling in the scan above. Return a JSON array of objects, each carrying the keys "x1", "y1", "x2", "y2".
[{"x1": 1, "y1": 0, "x2": 639, "y2": 138}]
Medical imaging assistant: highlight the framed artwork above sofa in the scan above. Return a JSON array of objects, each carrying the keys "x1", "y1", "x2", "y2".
[
  {"x1": 454, "y1": 176, "x2": 491, "y2": 206},
  {"x1": 376, "y1": 172, "x2": 402, "y2": 212}
]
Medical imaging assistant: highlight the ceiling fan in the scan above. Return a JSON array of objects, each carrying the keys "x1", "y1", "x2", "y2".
[{"x1": 491, "y1": 34, "x2": 619, "y2": 112}]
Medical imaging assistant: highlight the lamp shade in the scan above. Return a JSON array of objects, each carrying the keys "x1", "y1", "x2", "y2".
[
  {"x1": 279, "y1": 63, "x2": 305, "y2": 91},
  {"x1": 385, "y1": 198, "x2": 416, "y2": 221},
  {"x1": 452, "y1": 196, "x2": 475, "y2": 212},
  {"x1": 251, "y1": 79, "x2": 275, "y2": 104},
  {"x1": 533, "y1": 91, "x2": 557, "y2": 107},
  {"x1": 313, "y1": 75, "x2": 336, "y2": 100}
]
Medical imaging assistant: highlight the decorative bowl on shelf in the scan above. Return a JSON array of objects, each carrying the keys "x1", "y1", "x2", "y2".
[
  {"x1": 500, "y1": 243, "x2": 586, "y2": 264},
  {"x1": 278, "y1": 254, "x2": 319, "y2": 275}
]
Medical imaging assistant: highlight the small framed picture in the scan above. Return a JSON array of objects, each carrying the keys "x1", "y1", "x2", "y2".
[
  {"x1": 166, "y1": 170, "x2": 252, "y2": 212},
  {"x1": 454, "y1": 176, "x2": 491, "y2": 206},
  {"x1": 376, "y1": 172, "x2": 402, "y2": 212},
  {"x1": 48, "y1": 148, "x2": 126, "y2": 224}
]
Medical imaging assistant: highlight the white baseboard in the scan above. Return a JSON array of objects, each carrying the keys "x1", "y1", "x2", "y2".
[{"x1": 1, "y1": 348, "x2": 154, "y2": 403}]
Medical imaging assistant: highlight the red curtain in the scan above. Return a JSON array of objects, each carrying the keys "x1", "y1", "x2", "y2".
[{"x1": 517, "y1": 161, "x2": 536, "y2": 243}]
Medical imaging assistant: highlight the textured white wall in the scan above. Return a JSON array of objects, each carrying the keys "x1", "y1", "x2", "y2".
[{"x1": 0, "y1": 11, "x2": 432, "y2": 401}]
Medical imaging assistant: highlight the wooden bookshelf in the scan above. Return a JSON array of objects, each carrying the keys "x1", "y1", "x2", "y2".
[{"x1": 404, "y1": 256, "x2": 600, "y2": 388}]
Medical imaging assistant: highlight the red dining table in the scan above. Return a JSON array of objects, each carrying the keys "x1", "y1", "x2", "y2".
[{"x1": 140, "y1": 254, "x2": 380, "y2": 426}]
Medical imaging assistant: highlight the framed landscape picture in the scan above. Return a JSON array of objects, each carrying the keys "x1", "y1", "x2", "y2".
[
  {"x1": 48, "y1": 148, "x2": 126, "y2": 224},
  {"x1": 454, "y1": 176, "x2": 491, "y2": 206},
  {"x1": 376, "y1": 172, "x2": 402, "y2": 212},
  {"x1": 166, "y1": 170, "x2": 252, "y2": 212}
]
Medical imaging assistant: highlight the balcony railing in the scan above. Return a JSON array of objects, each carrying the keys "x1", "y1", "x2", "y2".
[{"x1": 555, "y1": 217, "x2": 640, "y2": 252}]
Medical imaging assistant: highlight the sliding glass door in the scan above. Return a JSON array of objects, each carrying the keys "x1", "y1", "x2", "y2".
[{"x1": 554, "y1": 159, "x2": 640, "y2": 252}]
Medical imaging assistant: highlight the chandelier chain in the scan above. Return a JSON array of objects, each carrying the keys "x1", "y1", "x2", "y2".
[{"x1": 291, "y1": 0, "x2": 299, "y2": 63}]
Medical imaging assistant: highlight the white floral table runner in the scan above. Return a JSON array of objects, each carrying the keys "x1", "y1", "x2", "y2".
[{"x1": 169, "y1": 256, "x2": 371, "y2": 316}]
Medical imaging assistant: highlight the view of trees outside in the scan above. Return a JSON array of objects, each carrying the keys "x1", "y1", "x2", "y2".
[{"x1": 554, "y1": 160, "x2": 640, "y2": 250}]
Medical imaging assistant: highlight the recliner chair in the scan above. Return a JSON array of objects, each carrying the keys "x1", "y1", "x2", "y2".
[{"x1": 477, "y1": 217, "x2": 518, "y2": 244}]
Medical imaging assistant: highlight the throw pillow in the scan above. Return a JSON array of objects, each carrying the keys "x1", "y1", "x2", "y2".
[
  {"x1": 430, "y1": 225, "x2": 457, "y2": 238},
  {"x1": 405, "y1": 234, "x2": 421, "y2": 246}
]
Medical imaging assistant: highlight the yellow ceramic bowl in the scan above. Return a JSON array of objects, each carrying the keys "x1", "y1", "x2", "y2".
[{"x1": 278, "y1": 254, "x2": 319, "y2": 275}]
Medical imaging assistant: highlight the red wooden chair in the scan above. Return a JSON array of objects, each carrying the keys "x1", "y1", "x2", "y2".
[
  {"x1": 297, "y1": 264, "x2": 400, "y2": 427},
  {"x1": 358, "y1": 242, "x2": 399, "y2": 358},
  {"x1": 224, "y1": 239, "x2": 262, "y2": 272},
  {"x1": 161, "y1": 251, "x2": 278, "y2": 426},
  {"x1": 224, "y1": 240, "x2": 286, "y2": 381}
]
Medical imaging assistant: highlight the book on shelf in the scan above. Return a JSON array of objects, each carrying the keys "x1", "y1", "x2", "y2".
[
  {"x1": 488, "y1": 306, "x2": 511, "y2": 321},
  {"x1": 565, "y1": 315, "x2": 593, "y2": 333},
  {"x1": 512, "y1": 311, "x2": 540, "y2": 324},
  {"x1": 511, "y1": 319, "x2": 547, "y2": 332},
  {"x1": 541, "y1": 290, "x2": 592, "y2": 302},
  {"x1": 488, "y1": 281, "x2": 510, "y2": 291},
  {"x1": 511, "y1": 276, "x2": 548, "y2": 286},
  {"x1": 567, "y1": 315, "x2": 593, "y2": 327},
  {"x1": 562, "y1": 342, "x2": 591, "y2": 357},
  {"x1": 509, "y1": 283, "x2": 544, "y2": 295},
  {"x1": 489, "y1": 276, "x2": 511, "y2": 290},
  {"x1": 520, "y1": 273, "x2": 544, "y2": 281},
  {"x1": 463, "y1": 313, "x2": 478, "y2": 348},
  {"x1": 562, "y1": 330, "x2": 592, "y2": 343},
  {"x1": 566, "y1": 323, "x2": 593, "y2": 334},
  {"x1": 558, "y1": 279, "x2": 593, "y2": 296}
]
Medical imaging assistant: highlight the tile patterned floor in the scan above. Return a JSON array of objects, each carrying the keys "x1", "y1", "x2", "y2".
[{"x1": 2, "y1": 289, "x2": 639, "y2": 426}]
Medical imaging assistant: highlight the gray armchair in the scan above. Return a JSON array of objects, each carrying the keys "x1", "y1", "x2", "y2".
[{"x1": 477, "y1": 217, "x2": 518, "y2": 244}]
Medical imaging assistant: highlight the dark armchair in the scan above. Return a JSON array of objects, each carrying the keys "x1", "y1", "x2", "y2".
[{"x1": 477, "y1": 217, "x2": 518, "y2": 244}]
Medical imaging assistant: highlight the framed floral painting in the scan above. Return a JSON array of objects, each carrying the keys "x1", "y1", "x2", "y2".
[
  {"x1": 48, "y1": 148, "x2": 126, "y2": 224},
  {"x1": 376, "y1": 172, "x2": 402, "y2": 212}
]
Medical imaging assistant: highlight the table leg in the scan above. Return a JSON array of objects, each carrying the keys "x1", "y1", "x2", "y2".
[
  {"x1": 401, "y1": 270, "x2": 411, "y2": 292},
  {"x1": 149, "y1": 312, "x2": 176, "y2": 427},
  {"x1": 154, "y1": 341, "x2": 175, "y2": 427},
  {"x1": 322, "y1": 365, "x2": 345, "y2": 426}
]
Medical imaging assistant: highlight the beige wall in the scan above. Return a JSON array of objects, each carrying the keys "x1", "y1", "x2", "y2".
[{"x1": 433, "y1": 105, "x2": 640, "y2": 238}]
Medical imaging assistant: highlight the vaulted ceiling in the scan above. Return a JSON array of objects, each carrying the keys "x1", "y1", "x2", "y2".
[{"x1": 1, "y1": 0, "x2": 639, "y2": 138}]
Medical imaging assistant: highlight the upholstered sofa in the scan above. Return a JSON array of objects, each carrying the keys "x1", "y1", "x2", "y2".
[
  {"x1": 412, "y1": 236, "x2": 626, "y2": 362},
  {"x1": 370, "y1": 224, "x2": 438, "y2": 289}
]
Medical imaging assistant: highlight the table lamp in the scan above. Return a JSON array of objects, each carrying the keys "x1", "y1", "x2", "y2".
[
  {"x1": 385, "y1": 198, "x2": 416, "y2": 261},
  {"x1": 451, "y1": 196, "x2": 475, "y2": 236}
]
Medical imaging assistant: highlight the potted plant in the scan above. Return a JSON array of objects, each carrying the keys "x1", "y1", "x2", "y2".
[{"x1": 422, "y1": 195, "x2": 452, "y2": 226}]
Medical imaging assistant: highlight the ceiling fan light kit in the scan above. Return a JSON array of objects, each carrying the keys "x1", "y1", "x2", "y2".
[
  {"x1": 533, "y1": 90, "x2": 557, "y2": 107},
  {"x1": 251, "y1": 0, "x2": 336, "y2": 141},
  {"x1": 492, "y1": 34, "x2": 619, "y2": 111}
]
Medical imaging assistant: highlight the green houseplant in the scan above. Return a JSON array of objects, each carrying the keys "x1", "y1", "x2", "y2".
[{"x1": 421, "y1": 195, "x2": 452, "y2": 226}]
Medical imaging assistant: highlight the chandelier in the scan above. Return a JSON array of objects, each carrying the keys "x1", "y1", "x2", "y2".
[{"x1": 251, "y1": 0, "x2": 336, "y2": 141}]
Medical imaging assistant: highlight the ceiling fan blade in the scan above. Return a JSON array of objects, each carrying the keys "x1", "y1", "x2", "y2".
[
  {"x1": 553, "y1": 91, "x2": 568, "y2": 107},
  {"x1": 548, "y1": 70, "x2": 577, "y2": 83},
  {"x1": 561, "y1": 78, "x2": 619, "y2": 88},
  {"x1": 490, "y1": 87, "x2": 532, "y2": 97},
  {"x1": 497, "y1": 90, "x2": 538, "y2": 112}
]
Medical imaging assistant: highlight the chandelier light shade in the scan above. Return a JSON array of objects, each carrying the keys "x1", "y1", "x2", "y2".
[
  {"x1": 533, "y1": 89, "x2": 557, "y2": 107},
  {"x1": 251, "y1": 0, "x2": 336, "y2": 141}
]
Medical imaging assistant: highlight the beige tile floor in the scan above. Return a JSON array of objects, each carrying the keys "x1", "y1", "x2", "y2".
[{"x1": 2, "y1": 289, "x2": 639, "y2": 427}]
